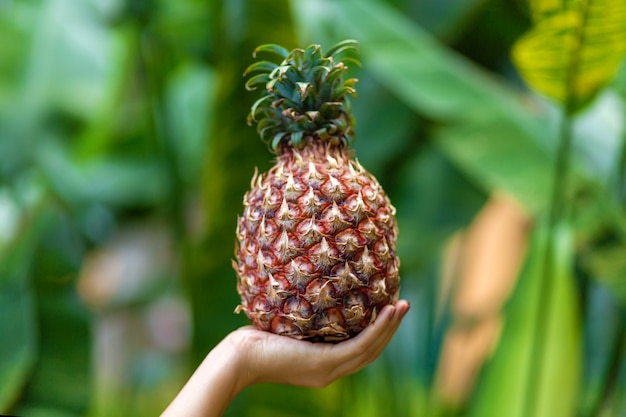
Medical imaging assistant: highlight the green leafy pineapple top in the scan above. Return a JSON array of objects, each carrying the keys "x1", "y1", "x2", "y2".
[{"x1": 245, "y1": 40, "x2": 360, "y2": 154}]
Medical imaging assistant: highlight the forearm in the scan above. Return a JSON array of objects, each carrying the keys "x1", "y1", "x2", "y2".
[{"x1": 161, "y1": 338, "x2": 246, "y2": 417}]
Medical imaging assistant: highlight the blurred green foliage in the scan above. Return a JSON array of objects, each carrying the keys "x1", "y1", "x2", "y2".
[{"x1": 0, "y1": 0, "x2": 625, "y2": 416}]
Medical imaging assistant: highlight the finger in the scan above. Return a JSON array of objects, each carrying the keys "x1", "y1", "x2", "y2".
[
  {"x1": 331, "y1": 303, "x2": 397, "y2": 361},
  {"x1": 351, "y1": 300, "x2": 410, "y2": 358},
  {"x1": 363, "y1": 300, "x2": 409, "y2": 359},
  {"x1": 287, "y1": 305, "x2": 397, "y2": 386},
  {"x1": 330, "y1": 300, "x2": 410, "y2": 378},
  {"x1": 331, "y1": 315, "x2": 400, "y2": 378},
  {"x1": 336, "y1": 299, "x2": 409, "y2": 361},
  {"x1": 340, "y1": 309, "x2": 399, "y2": 369},
  {"x1": 285, "y1": 304, "x2": 397, "y2": 380}
]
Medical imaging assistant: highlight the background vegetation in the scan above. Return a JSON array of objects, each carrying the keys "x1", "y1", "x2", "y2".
[{"x1": 0, "y1": 0, "x2": 624, "y2": 416}]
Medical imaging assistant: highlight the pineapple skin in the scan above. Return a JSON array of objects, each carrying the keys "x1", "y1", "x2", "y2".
[{"x1": 234, "y1": 142, "x2": 400, "y2": 342}]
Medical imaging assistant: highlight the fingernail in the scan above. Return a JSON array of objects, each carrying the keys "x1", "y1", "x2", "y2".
[{"x1": 399, "y1": 302, "x2": 410, "y2": 319}]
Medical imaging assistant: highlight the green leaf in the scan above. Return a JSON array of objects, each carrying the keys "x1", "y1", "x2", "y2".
[
  {"x1": 249, "y1": 95, "x2": 273, "y2": 121},
  {"x1": 271, "y1": 132, "x2": 287, "y2": 150},
  {"x1": 245, "y1": 73, "x2": 271, "y2": 91},
  {"x1": 253, "y1": 43, "x2": 290, "y2": 59},
  {"x1": 12, "y1": 207, "x2": 91, "y2": 417},
  {"x1": 324, "y1": 39, "x2": 359, "y2": 59},
  {"x1": 295, "y1": 81, "x2": 311, "y2": 101},
  {"x1": 0, "y1": 287, "x2": 36, "y2": 413},
  {"x1": 291, "y1": 130, "x2": 304, "y2": 147},
  {"x1": 578, "y1": 283, "x2": 623, "y2": 416},
  {"x1": 582, "y1": 243, "x2": 626, "y2": 304},
  {"x1": 434, "y1": 118, "x2": 553, "y2": 214},
  {"x1": 412, "y1": 0, "x2": 489, "y2": 39},
  {"x1": 512, "y1": 0, "x2": 626, "y2": 111},
  {"x1": 165, "y1": 63, "x2": 216, "y2": 185},
  {"x1": 392, "y1": 147, "x2": 487, "y2": 270},
  {"x1": 470, "y1": 222, "x2": 581, "y2": 417},
  {"x1": 35, "y1": 139, "x2": 169, "y2": 208},
  {"x1": 243, "y1": 60, "x2": 279, "y2": 76},
  {"x1": 0, "y1": 209, "x2": 43, "y2": 413},
  {"x1": 328, "y1": 0, "x2": 525, "y2": 122},
  {"x1": 303, "y1": 43, "x2": 323, "y2": 65}
]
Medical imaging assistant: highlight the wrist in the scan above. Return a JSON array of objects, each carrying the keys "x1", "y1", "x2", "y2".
[
  {"x1": 218, "y1": 329, "x2": 259, "y2": 391},
  {"x1": 222, "y1": 327, "x2": 267, "y2": 387},
  {"x1": 205, "y1": 336, "x2": 248, "y2": 399},
  {"x1": 161, "y1": 333, "x2": 250, "y2": 417}
]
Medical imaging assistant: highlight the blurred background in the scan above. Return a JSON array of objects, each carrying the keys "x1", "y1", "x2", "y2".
[{"x1": 0, "y1": 0, "x2": 625, "y2": 416}]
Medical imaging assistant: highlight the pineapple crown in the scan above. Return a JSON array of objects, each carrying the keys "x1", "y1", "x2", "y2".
[{"x1": 245, "y1": 40, "x2": 360, "y2": 154}]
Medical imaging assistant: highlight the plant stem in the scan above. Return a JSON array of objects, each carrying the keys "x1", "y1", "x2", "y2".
[
  {"x1": 617, "y1": 128, "x2": 626, "y2": 204},
  {"x1": 522, "y1": 105, "x2": 574, "y2": 417},
  {"x1": 549, "y1": 113, "x2": 575, "y2": 229},
  {"x1": 522, "y1": 0, "x2": 591, "y2": 410}
]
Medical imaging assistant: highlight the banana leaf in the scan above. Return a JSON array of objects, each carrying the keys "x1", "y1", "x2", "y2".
[{"x1": 513, "y1": 0, "x2": 626, "y2": 112}]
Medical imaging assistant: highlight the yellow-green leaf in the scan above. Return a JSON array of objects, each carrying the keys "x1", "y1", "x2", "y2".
[
  {"x1": 529, "y1": 0, "x2": 568, "y2": 21},
  {"x1": 513, "y1": 0, "x2": 626, "y2": 112}
]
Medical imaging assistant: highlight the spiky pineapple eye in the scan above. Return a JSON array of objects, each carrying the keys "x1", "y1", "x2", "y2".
[{"x1": 234, "y1": 41, "x2": 400, "y2": 342}]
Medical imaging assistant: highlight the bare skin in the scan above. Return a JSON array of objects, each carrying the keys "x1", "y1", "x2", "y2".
[{"x1": 161, "y1": 300, "x2": 410, "y2": 417}]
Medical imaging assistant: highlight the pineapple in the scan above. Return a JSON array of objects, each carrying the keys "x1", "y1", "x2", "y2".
[{"x1": 234, "y1": 40, "x2": 400, "y2": 342}]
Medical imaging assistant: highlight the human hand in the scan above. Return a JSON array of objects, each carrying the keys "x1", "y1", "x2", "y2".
[
  {"x1": 161, "y1": 300, "x2": 410, "y2": 417},
  {"x1": 227, "y1": 299, "x2": 411, "y2": 388}
]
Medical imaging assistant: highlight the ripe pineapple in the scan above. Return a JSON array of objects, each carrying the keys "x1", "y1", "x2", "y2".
[{"x1": 234, "y1": 40, "x2": 400, "y2": 342}]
